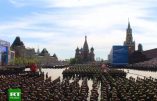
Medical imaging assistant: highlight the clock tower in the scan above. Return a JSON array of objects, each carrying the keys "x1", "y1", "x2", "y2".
[{"x1": 124, "y1": 20, "x2": 135, "y2": 54}]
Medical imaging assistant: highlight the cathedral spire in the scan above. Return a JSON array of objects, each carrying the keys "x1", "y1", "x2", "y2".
[
  {"x1": 83, "y1": 35, "x2": 89, "y2": 60},
  {"x1": 83, "y1": 36, "x2": 89, "y2": 51}
]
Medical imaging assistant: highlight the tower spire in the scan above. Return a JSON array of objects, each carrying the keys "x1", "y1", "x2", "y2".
[
  {"x1": 124, "y1": 19, "x2": 135, "y2": 54},
  {"x1": 128, "y1": 18, "x2": 131, "y2": 29},
  {"x1": 85, "y1": 35, "x2": 87, "y2": 41},
  {"x1": 127, "y1": 18, "x2": 132, "y2": 34}
]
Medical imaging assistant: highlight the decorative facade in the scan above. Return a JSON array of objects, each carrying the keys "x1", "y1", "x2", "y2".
[
  {"x1": 75, "y1": 36, "x2": 95, "y2": 63},
  {"x1": 11, "y1": 36, "x2": 58, "y2": 64},
  {"x1": 11, "y1": 36, "x2": 35, "y2": 58}
]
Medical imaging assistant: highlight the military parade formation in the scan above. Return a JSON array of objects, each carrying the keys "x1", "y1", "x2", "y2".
[{"x1": 0, "y1": 64, "x2": 157, "y2": 101}]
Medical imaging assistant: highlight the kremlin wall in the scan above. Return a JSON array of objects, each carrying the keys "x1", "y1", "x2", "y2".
[{"x1": 108, "y1": 21, "x2": 157, "y2": 66}]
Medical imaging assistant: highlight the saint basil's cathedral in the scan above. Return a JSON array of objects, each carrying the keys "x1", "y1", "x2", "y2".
[{"x1": 75, "y1": 36, "x2": 95, "y2": 63}]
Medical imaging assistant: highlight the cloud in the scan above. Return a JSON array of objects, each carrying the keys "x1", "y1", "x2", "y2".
[
  {"x1": 8, "y1": 0, "x2": 46, "y2": 7},
  {"x1": 1, "y1": 0, "x2": 157, "y2": 60},
  {"x1": 8, "y1": 0, "x2": 120, "y2": 8}
]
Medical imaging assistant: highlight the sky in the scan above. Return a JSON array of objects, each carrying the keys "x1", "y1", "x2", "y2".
[{"x1": 0, "y1": 0, "x2": 157, "y2": 60}]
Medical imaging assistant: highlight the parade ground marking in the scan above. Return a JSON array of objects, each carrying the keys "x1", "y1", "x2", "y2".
[{"x1": 8, "y1": 88, "x2": 21, "y2": 101}]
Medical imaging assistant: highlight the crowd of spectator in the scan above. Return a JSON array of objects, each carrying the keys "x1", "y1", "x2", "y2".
[{"x1": 128, "y1": 58, "x2": 157, "y2": 71}]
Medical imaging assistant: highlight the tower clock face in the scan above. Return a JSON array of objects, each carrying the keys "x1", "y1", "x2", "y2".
[{"x1": 128, "y1": 35, "x2": 131, "y2": 41}]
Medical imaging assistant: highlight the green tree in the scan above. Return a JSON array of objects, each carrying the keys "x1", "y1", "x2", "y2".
[
  {"x1": 70, "y1": 58, "x2": 76, "y2": 64},
  {"x1": 12, "y1": 57, "x2": 39, "y2": 66}
]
